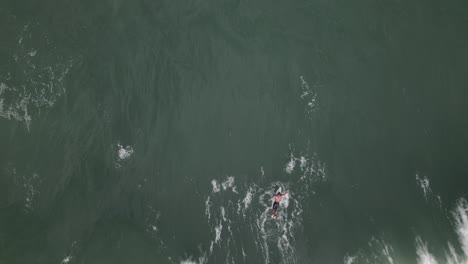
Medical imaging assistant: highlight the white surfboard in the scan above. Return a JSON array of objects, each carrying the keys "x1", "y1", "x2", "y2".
[{"x1": 276, "y1": 187, "x2": 282, "y2": 194}]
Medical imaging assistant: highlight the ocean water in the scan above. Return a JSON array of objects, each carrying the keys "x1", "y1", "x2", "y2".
[{"x1": 1, "y1": 0, "x2": 468, "y2": 263}]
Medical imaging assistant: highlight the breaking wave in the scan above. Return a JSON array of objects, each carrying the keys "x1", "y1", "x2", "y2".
[{"x1": 344, "y1": 198, "x2": 468, "y2": 264}]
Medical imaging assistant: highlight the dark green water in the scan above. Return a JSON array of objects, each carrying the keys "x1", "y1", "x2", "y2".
[{"x1": 1, "y1": 0, "x2": 468, "y2": 263}]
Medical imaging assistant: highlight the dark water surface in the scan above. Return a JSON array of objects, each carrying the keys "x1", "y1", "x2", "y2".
[{"x1": 1, "y1": 0, "x2": 468, "y2": 263}]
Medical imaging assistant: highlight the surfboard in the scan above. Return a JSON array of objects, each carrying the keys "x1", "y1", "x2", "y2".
[{"x1": 275, "y1": 187, "x2": 282, "y2": 194}]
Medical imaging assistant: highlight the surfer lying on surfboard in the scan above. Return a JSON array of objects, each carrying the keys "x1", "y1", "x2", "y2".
[{"x1": 272, "y1": 190, "x2": 288, "y2": 219}]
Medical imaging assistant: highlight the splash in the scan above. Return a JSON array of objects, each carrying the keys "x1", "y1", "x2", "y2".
[
  {"x1": 114, "y1": 143, "x2": 134, "y2": 168},
  {"x1": 117, "y1": 144, "x2": 134, "y2": 160}
]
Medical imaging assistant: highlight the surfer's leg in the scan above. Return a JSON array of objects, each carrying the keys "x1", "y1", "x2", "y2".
[{"x1": 272, "y1": 202, "x2": 279, "y2": 216}]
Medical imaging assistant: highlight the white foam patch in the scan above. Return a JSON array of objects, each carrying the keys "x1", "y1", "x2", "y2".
[
  {"x1": 285, "y1": 153, "x2": 296, "y2": 174},
  {"x1": 452, "y1": 198, "x2": 468, "y2": 261},
  {"x1": 349, "y1": 198, "x2": 468, "y2": 264},
  {"x1": 382, "y1": 242, "x2": 395, "y2": 264},
  {"x1": 416, "y1": 237, "x2": 438, "y2": 264},
  {"x1": 117, "y1": 144, "x2": 134, "y2": 160},
  {"x1": 205, "y1": 196, "x2": 211, "y2": 220},
  {"x1": 299, "y1": 156, "x2": 307, "y2": 170},
  {"x1": 343, "y1": 255, "x2": 357, "y2": 264},
  {"x1": 180, "y1": 260, "x2": 197, "y2": 264},
  {"x1": 211, "y1": 180, "x2": 220, "y2": 193},
  {"x1": 237, "y1": 187, "x2": 255, "y2": 217},
  {"x1": 344, "y1": 236, "x2": 394, "y2": 264},
  {"x1": 60, "y1": 241, "x2": 78, "y2": 264},
  {"x1": 60, "y1": 256, "x2": 72, "y2": 264},
  {"x1": 220, "y1": 206, "x2": 227, "y2": 222},
  {"x1": 0, "y1": 88, "x2": 32, "y2": 131},
  {"x1": 215, "y1": 223, "x2": 223, "y2": 244},
  {"x1": 0, "y1": 22, "x2": 74, "y2": 131},
  {"x1": 211, "y1": 176, "x2": 237, "y2": 193},
  {"x1": 221, "y1": 176, "x2": 235, "y2": 191},
  {"x1": 243, "y1": 188, "x2": 253, "y2": 210},
  {"x1": 445, "y1": 242, "x2": 461, "y2": 264},
  {"x1": 180, "y1": 254, "x2": 207, "y2": 264},
  {"x1": 285, "y1": 145, "x2": 328, "y2": 184}
]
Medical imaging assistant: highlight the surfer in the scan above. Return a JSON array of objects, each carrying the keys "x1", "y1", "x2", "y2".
[{"x1": 272, "y1": 190, "x2": 288, "y2": 219}]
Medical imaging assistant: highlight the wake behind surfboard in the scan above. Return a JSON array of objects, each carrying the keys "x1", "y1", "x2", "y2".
[{"x1": 271, "y1": 186, "x2": 286, "y2": 219}]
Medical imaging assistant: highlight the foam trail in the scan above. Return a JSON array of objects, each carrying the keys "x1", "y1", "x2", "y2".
[
  {"x1": 285, "y1": 154, "x2": 296, "y2": 174},
  {"x1": 416, "y1": 237, "x2": 438, "y2": 264},
  {"x1": 243, "y1": 188, "x2": 253, "y2": 210},
  {"x1": 202, "y1": 149, "x2": 326, "y2": 264},
  {"x1": 445, "y1": 243, "x2": 460, "y2": 264},
  {"x1": 348, "y1": 198, "x2": 468, "y2": 264},
  {"x1": 214, "y1": 222, "x2": 222, "y2": 244},
  {"x1": 205, "y1": 196, "x2": 211, "y2": 221},
  {"x1": 445, "y1": 198, "x2": 468, "y2": 264},
  {"x1": 453, "y1": 199, "x2": 468, "y2": 258}
]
